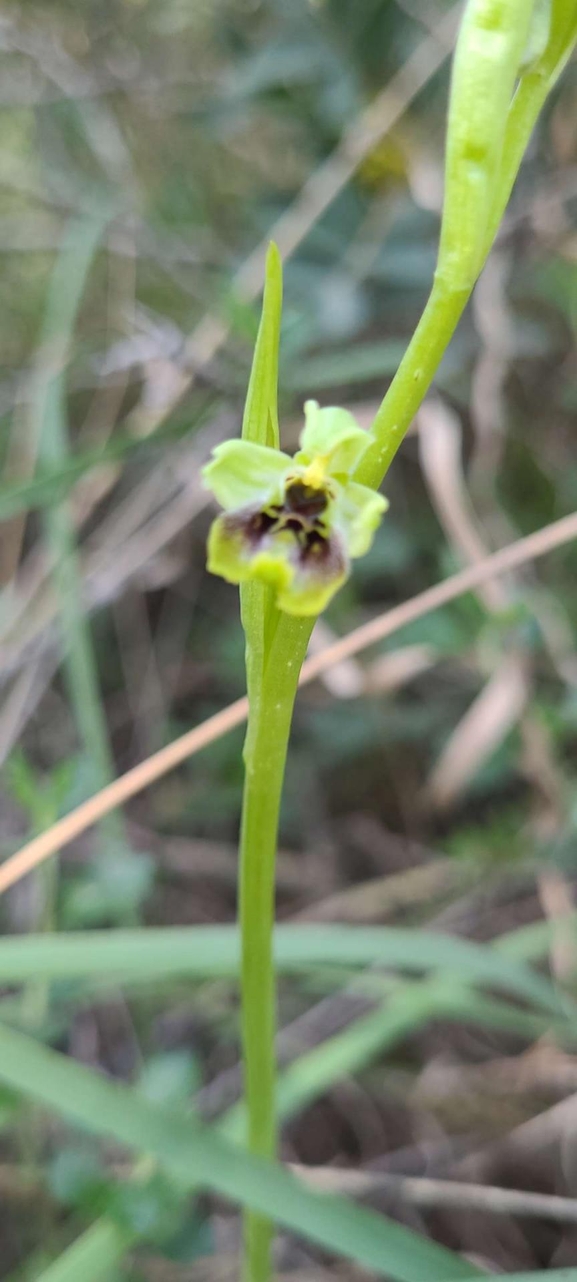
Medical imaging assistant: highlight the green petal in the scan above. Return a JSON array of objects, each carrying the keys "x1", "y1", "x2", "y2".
[
  {"x1": 297, "y1": 400, "x2": 373, "y2": 477},
  {"x1": 202, "y1": 440, "x2": 291, "y2": 510},
  {"x1": 333, "y1": 480, "x2": 388, "y2": 558}
]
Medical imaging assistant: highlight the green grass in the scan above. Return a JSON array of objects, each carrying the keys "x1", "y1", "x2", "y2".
[
  {"x1": 33, "y1": 217, "x2": 125, "y2": 848},
  {"x1": 0, "y1": 921, "x2": 567, "y2": 1012},
  {"x1": 4, "y1": 910, "x2": 575, "y2": 1281},
  {"x1": 0, "y1": 1016, "x2": 485, "y2": 1282}
]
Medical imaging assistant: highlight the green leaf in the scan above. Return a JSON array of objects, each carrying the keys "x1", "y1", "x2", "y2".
[
  {"x1": 24, "y1": 981, "x2": 569, "y2": 1282},
  {"x1": 0, "y1": 1018, "x2": 481, "y2": 1282},
  {"x1": 0, "y1": 923, "x2": 566, "y2": 1015},
  {"x1": 241, "y1": 241, "x2": 282, "y2": 452},
  {"x1": 138, "y1": 1050, "x2": 200, "y2": 1106},
  {"x1": 452, "y1": 1274, "x2": 577, "y2": 1282},
  {"x1": 49, "y1": 1146, "x2": 108, "y2": 1210},
  {"x1": 106, "y1": 1173, "x2": 182, "y2": 1244},
  {"x1": 33, "y1": 1220, "x2": 133, "y2": 1282},
  {"x1": 23, "y1": 909, "x2": 570, "y2": 1282},
  {"x1": 239, "y1": 242, "x2": 284, "y2": 713}
]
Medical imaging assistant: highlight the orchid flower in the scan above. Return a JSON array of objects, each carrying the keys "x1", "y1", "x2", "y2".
[{"x1": 202, "y1": 400, "x2": 387, "y2": 615}]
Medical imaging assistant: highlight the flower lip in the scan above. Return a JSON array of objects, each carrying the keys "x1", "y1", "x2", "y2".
[
  {"x1": 211, "y1": 501, "x2": 349, "y2": 616},
  {"x1": 224, "y1": 502, "x2": 333, "y2": 562}
]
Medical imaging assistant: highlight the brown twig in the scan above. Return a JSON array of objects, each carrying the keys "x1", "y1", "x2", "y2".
[
  {"x1": 0, "y1": 509, "x2": 576, "y2": 896},
  {"x1": 292, "y1": 1165, "x2": 577, "y2": 1224}
]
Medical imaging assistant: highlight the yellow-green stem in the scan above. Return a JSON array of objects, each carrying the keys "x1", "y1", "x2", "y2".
[
  {"x1": 239, "y1": 614, "x2": 313, "y2": 1282},
  {"x1": 354, "y1": 279, "x2": 469, "y2": 492},
  {"x1": 235, "y1": 13, "x2": 577, "y2": 1276},
  {"x1": 237, "y1": 277, "x2": 470, "y2": 1282}
]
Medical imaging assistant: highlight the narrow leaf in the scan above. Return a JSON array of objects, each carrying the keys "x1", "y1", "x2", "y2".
[
  {"x1": 242, "y1": 241, "x2": 282, "y2": 451},
  {"x1": 0, "y1": 923, "x2": 567, "y2": 1015},
  {"x1": 239, "y1": 241, "x2": 284, "y2": 712},
  {"x1": 0, "y1": 1019, "x2": 480, "y2": 1282}
]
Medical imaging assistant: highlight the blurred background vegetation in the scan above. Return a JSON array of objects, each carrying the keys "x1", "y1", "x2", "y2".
[{"x1": 1, "y1": 0, "x2": 577, "y2": 1277}]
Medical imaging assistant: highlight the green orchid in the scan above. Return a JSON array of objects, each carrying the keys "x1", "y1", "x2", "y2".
[{"x1": 202, "y1": 399, "x2": 388, "y2": 616}]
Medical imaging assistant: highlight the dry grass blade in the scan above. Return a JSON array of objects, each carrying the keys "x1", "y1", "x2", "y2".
[
  {"x1": 366, "y1": 643, "x2": 437, "y2": 694},
  {"x1": 426, "y1": 653, "x2": 529, "y2": 809},
  {"x1": 418, "y1": 395, "x2": 531, "y2": 806},
  {"x1": 292, "y1": 1166, "x2": 577, "y2": 1224},
  {"x1": 297, "y1": 858, "x2": 462, "y2": 924},
  {"x1": 418, "y1": 396, "x2": 507, "y2": 610},
  {"x1": 300, "y1": 512, "x2": 577, "y2": 680},
  {"x1": 309, "y1": 619, "x2": 365, "y2": 699},
  {"x1": 0, "y1": 509, "x2": 576, "y2": 896}
]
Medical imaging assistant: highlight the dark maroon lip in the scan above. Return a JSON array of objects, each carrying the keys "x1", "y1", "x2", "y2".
[
  {"x1": 221, "y1": 492, "x2": 347, "y2": 579},
  {"x1": 284, "y1": 480, "x2": 329, "y2": 520}
]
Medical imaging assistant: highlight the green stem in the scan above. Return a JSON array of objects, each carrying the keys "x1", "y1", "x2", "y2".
[
  {"x1": 354, "y1": 279, "x2": 469, "y2": 491},
  {"x1": 358, "y1": 4, "x2": 577, "y2": 495},
  {"x1": 239, "y1": 614, "x2": 313, "y2": 1282}
]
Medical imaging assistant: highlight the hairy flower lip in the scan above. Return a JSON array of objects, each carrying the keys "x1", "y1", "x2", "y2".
[
  {"x1": 202, "y1": 403, "x2": 388, "y2": 615},
  {"x1": 223, "y1": 505, "x2": 340, "y2": 565},
  {"x1": 208, "y1": 506, "x2": 349, "y2": 615},
  {"x1": 223, "y1": 493, "x2": 333, "y2": 563}
]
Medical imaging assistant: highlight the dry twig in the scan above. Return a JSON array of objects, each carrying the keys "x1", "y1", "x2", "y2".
[
  {"x1": 292, "y1": 1165, "x2": 577, "y2": 1225},
  {"x1": 0, "y1": 510, "x2": 576, "y2": 896}
]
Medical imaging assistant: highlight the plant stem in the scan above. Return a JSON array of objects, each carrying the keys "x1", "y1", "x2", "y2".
[
  {"x1": 236, "y1": 269, "x2": 468, "y2": 1282},
  {"x1": 354, "y1": 278, "x2": 469, "y2": 491},
  {"x1": 239, "y1": 614, "x2": 313, "y2": 1282},
  {"x1": 357, "y1": 4, "x2": 577, "y2": 495}
]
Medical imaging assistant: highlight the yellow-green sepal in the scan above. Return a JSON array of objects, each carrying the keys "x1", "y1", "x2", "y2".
[
  {"x1": 202, "y1": 440, "x2": 290, "y2": 510},
  {"x1": 297, "y1": 400, "x2": 374, "y2": 477},
  {"x1": 334, "y1": 482, "x2": 388, "y2": 558}
]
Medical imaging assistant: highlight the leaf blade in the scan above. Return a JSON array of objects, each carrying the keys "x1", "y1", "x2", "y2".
[
  {"x1": 0, "y1": 923, "x2": 564, "y2": 1014},
  {"x1": 0, "y1": 1019, "x2": 480, "y2": 1282}
]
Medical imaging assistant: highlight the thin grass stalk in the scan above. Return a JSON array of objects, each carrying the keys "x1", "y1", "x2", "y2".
[{"x1": 35, "y1": 216, "x2": 123, "y2": 846}]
